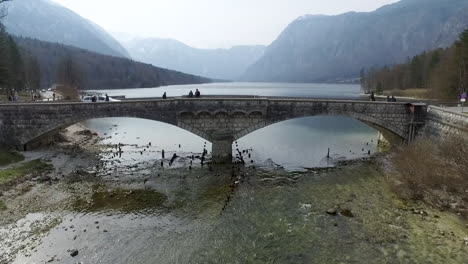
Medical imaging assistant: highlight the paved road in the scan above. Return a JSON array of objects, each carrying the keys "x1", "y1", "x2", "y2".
[{"x1": 443, "y1": 106, "x2": 468, "y2": 115}]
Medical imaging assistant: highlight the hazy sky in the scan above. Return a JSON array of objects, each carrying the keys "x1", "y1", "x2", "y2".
[{"x1": 53, "y1": 0, "x2": 399, "y2": 49}]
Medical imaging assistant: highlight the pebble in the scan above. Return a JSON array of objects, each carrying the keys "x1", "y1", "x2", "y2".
[
  {"x1": 327, "y1": 208, "x2": 337, "y2": 216},
  {"x1": 340, "y1": 209, "x2": 354, "y2": 218},
  {"x1": 70, "y1": 249, "x2": 79, "y2": 257}
]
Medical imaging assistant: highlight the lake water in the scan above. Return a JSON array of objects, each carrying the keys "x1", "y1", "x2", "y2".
[
  {"x1": 85, "y1": 82, "x2": 379, "y2": 171},
  {"x1": 92, "y1": 82, "x2": 365, "y2": 99}
]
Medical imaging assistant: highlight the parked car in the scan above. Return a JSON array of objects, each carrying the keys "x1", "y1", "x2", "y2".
[{"x1": 81, "y1": 95, "x2": 120, "y2": 103}]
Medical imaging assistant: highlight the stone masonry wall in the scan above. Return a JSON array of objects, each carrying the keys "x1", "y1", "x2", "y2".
[{"x1": 424, "y1": 106, "x2": 468, "y2": 138}]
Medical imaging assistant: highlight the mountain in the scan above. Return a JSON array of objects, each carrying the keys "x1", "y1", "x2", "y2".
[
  {"x1": 120, "y1": 37, "x2": 266, "y2": 80},
  {"x1": 242, "y1": 0, "x2": 468, "y2": 83},
  {"x1": 15, "y1": 37, "x2": 211, "y2": 90},
  {"x1": 2, "y1": 0, "x2": 129, "y2": 58}
]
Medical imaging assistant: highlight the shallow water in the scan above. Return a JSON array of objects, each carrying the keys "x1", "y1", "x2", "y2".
[
  {"x1": 83, "y1": 115, "x2": 379, "y2": 171},
  {"x1": 7, "y1": 164, "x2": 468, "y2": 264}
]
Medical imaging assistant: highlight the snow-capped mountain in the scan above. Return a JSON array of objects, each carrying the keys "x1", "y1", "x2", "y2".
[{"x1": 2, "y1": 0, "x2": 129, "y2": 58}]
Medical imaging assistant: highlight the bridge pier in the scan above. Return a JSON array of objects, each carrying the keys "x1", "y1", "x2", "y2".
[{"x1": 211, "y1": 137, "x2": 233, "y2": 164}]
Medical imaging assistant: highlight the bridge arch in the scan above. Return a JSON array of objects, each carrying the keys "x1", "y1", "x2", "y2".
[
  {"x1": 233, "y1": 111, "x2": 406, "y2": 145},
  {"x1": 20, "y1": 111, "x2": 209, "y2": 148}
]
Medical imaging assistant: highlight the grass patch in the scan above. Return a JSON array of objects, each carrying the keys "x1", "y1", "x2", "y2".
[
  {"x1": 0, "y1": 159, "x2": 53, "y2": 185},
  {"x1": 0, "y1": 200, "x2": 6, "y2": 211},
  {"x1": 0, "y1": 150, "x2": 25, "y2": 166},
  {"x1": 389, "y1": 137, "x2": 468, "y2": 218}
]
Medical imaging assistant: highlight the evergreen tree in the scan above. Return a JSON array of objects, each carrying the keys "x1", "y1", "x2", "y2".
[
  {"x1": 455, "y1": 29, "x2": 468, "y2": 95},
  {"x1": 6, "y1": 35, "x2": 25, "y2": 91},
  {"x1": 0, "y1": 25, "x2": 8, "y2": 88},
  {"x1": 24, "y1": 54, "x2": 40, "y2": 92}
]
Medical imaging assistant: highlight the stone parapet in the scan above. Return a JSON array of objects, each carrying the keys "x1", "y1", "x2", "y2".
[{"x1": 424, "y1": 106, "x2": 468, "y2": 138}]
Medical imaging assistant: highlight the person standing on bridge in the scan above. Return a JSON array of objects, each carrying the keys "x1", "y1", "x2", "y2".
[
  {"x1": 53, "y1": 92, "x2": 56, "y2": 101},
  {"x1": 162, "y1": 92, "x2": 167, "y2": 99},
  {"x1": 391, "y1": 96, "x2": 397, "y2": 102},
  {"x1": 370, "y1": 91, "x2": 376, "y2": 102},
  {"x1": 195, "y1": 89, "x2": 201, "y2": 98},
  {"x1": 105, "y1": 94, "x2": 110, "y2": 102},
  {"x1": 188, "y1": 90, "x2": 194, "y2": 98}
]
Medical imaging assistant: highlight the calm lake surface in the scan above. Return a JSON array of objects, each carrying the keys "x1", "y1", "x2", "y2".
[
  {"x1": 13, "y1": 83, "x2": 464, "y2": 264},
  {"x1": 87, "y1": 82, "x2": 379, "y2": 171}
]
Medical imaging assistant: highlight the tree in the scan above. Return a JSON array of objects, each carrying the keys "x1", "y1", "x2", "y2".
[
  {"x1": 56, "y1": 55, "x2": 82, "y2": 100},
  {"x1": 24, "y1": 54, "x2": 40, "y2": 92},
  {"x1": 6, "y1": 35, "x2": 25, "y2": 91},
  {"x1": 455, "y1": 29, "x2": 468, "y2": 96},
  {"x1": 0, "y1": 0, "x2": 11, "y2": 20},
  {"x1": 360, "y1": 68, "x2": 368, "y2": 92}
]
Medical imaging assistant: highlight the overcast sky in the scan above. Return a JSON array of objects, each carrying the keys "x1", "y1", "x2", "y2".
[{"x1": 53, "y1": 0, "x2": 399, "y2": 49}]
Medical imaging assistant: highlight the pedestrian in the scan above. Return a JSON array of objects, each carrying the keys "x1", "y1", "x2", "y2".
[
  {"x1": 386, "y1": 96, "x2": 391, "y2": 102},
  {"x1": 162, "y1": 92, "x2": 167, "y2": 99},
  {"x1": 370, "y1": 91, "x2": 376, "y2": 102},
  {"x1": 53, "y1": 92, "x2": 56, "y2": 101},
  {"x1": 391, "y1": 96, "x2": 397, "y2": 102},
  {"x1": 105, "y1": 94, "x2": 110, "y2": 102},
  {"x1": 195, "y1": 89, "x2": 201, "y2": 98},
  {"x1": 188, "y1": 90, "x2": 194, "y2": 98}
]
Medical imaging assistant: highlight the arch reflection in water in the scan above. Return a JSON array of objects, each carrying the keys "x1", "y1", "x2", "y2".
[
  {"x1": 81, "y1": 116, "x2": 380, "y2": 170},
  {"x1": 236, "y1": 116, "x2": 380, "y2": 170},
  {"x1": 81, "y1": 118, "x2": 210, "y2": 166}
]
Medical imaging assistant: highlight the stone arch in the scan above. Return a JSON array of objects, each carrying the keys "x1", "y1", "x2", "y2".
[
  {"x1": 213, "y1": 110, "x2": 229, "y2": 116},
  {"x1": 178, "y1": 111, "x2": 195, "y2": 118},
  {"x1": 231, "y1": 111, "x2": 248, "y2": 117},
  {"x1": 195, "y1": 111, "x2": 212, "y2": 118},
  {"x1": 20, "y1": 112, "x2": 209, "y2": 147},
  {"x1": 233, "y1": 113, "x2": 406, "y2": 143},
  {"x1": 248, "y1": 111, "x2": 263, "y2": 117}
]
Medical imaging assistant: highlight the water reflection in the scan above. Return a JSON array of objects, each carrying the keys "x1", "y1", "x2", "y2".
[{"x1": 82, "y1": 116, "x2": 379, "y2": 170}]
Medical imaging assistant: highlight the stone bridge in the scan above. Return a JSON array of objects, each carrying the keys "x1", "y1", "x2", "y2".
[{"x1": 0, "y1": 97, "x2": 427, "y2": 162}]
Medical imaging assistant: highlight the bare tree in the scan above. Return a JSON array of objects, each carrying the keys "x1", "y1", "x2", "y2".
[
  {"x1": 56, "y1": 55, "x2": 82, "y2": 100},
  {"x1": 0, "y1": 0, "x2": 11, "y2": 20}
]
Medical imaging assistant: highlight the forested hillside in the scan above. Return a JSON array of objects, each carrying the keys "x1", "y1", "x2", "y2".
[
  {"x1": 14, "y1": 37, "x2": 212, "y2": 90},
  {"x1": 0, "y1": 32, "x2": 212, "y2": 93},
  {"x1": 362, "y1": 29, "x2": 468, "y2": 101}
]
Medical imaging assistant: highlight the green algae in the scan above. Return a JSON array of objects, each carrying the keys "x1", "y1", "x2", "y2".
[
  {"x1": 0, "y1": 159, "x2": 52, "y2": 185},
  {"x1": 73, "y1": 188, "x2": 167, "y2": 213},
  {"x1": 0, "y1": 150, "x2": 24, "y2": 166}
]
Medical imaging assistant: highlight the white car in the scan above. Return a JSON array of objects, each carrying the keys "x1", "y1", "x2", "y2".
[{"x1": 81, "y1": 95, "x2": 120, "y2": 103}]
